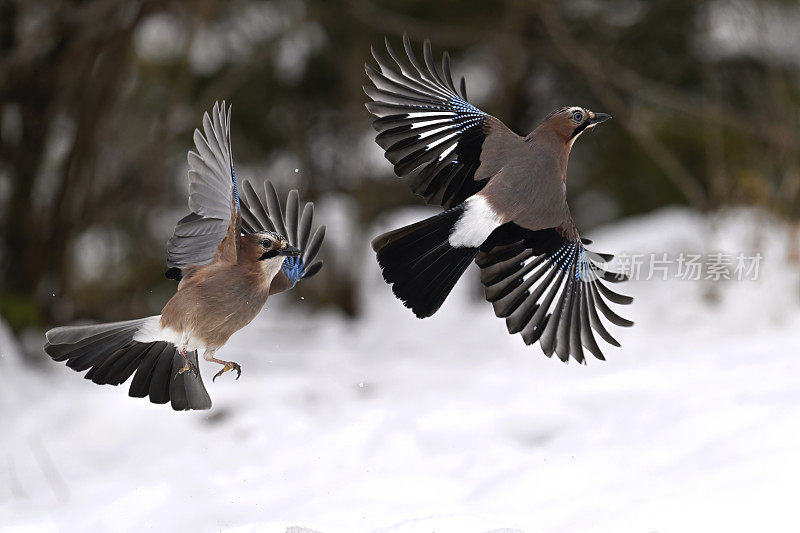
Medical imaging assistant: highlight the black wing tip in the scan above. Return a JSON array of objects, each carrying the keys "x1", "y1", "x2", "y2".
[
  {"x1": 548, "y1": 344, "x2": 612, "y2": 364},
  {"x1": 302, "y1": 260, "x2": 323, "y2": 280},
  {"x1": 165, "y1": 267, "x2": 183, "y2": 281}
]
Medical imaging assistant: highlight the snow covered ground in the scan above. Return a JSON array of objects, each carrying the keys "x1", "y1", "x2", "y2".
[{"x1": 2, "y1": 207, "x2": 800, "y2": 533}]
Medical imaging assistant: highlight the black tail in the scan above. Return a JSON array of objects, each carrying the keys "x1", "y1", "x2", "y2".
[
  {"x1": 44, "y1": 318, "x2": 211, "y2": 411},
  {"x1": 372, "y1": 206, "x2": 479, "y2": 318}
]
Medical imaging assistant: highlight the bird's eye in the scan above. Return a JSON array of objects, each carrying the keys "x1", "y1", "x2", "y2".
[
  {"x1": 572, "y1": 111, "x2": 584, "y2": 123},
  {"x1": 261, "y1": 239, "x2": 273, "y2": 248}
]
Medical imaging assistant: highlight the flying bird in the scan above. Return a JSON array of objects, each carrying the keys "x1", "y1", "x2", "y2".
[
  {"x1": 365, "y1": 36, "x2": 633, "y2": 363},
  {"x1": 44, "y1": 102, "x2": 325, "y2": 410}
]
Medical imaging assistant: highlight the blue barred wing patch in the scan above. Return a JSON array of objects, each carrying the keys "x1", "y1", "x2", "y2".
[
  {"x1": 238, "y1": 179, "x2": 326, "y2": 292},
  {"x1": 281, "y1": 256, "x2": 305, "y2": 286},
  {"x1": 476, "y1": 227, "x2": 633, "y2": 364}
]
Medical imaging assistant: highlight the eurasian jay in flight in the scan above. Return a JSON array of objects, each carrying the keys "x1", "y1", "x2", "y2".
[
  {"x1": 365, "y1": 36, "x2": 633, "y2": 363},
  {"x1": 44, "y1": 102, "x2": 325, "y2": 410}
]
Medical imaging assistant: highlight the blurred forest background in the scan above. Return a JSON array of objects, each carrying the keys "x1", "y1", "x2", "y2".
[{"x1": 1, "y1": 0, "x2": 799, "y2": 347}]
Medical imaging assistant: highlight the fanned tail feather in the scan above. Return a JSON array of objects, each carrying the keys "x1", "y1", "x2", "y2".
[
  {"x1": 44, "y1": 318, "x2": 211, "y2": 411},
  {"x1": 373, "y1": 206, "x2": 478, "y2": 318}
]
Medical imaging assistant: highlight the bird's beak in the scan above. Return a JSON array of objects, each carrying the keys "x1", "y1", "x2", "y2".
[
  {"x1": 588, "y1": 112, "x2": 611, "y2": 126},
  {"x1": 279, "y1": 244, "x2": 301, "y2": 257}
]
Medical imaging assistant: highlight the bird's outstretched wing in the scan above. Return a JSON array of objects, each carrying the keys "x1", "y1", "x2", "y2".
[
  {"x1": 477, "y1": 222, "x2": 633, "y2": 363},
  {"x1": 365, "y1": 35, "x2": 504, "y2": 209},
  {"x1": 166, "y1": 101, "x2": 239, "y2": 280},
  {"x1": 239, "y1": 179, "x2": 325, "y2": 295}
]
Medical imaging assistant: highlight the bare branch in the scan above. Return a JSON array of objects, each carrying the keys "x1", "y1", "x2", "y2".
[{"x1": 536, "y1": 0, "x2": 709, "y2": 209}]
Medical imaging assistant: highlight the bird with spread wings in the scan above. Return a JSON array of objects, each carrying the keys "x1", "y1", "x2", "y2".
[
  {"x1": 366, "y1": 36, "x2": 633, "y2": 363},
  {"x1": 45, "y1": 102, "x2": 325, "y2": 410}
]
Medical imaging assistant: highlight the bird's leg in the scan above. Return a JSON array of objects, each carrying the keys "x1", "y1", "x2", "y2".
[
  {"x1": 177, "y1": 331, "x2": 199, "y2": 376},
  {"x1": 177, "y1": 349, "x2": 199, "y2": 376},
  {"x1": 203, "y1": 349, "x2": 242, "y2": 382}
]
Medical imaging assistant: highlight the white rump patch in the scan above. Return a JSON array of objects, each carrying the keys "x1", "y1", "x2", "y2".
[
  {"x1": 449, "y1": 196, "x2": 503, "y2": 248},
  {"x1": 132, "y1": 315, "x2": 205, "y2": 352}
]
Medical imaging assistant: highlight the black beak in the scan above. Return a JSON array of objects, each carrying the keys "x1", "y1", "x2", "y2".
[
  {"x1": 279, "y1": 244, "x2": 301, "y2": 257},
  {"x1": 590, "y1": 112, "x2": 611, "y2": 125}
]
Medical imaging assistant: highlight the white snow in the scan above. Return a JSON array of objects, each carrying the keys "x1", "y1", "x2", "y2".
[{"x1": 2, "y1": 206, "x2": 800, "y2": 533}]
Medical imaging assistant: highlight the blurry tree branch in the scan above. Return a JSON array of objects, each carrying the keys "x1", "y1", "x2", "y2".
[
  {"x1": 702, "y1": 60, "x2": 728, "y2": 207},
  {"x1": 344, "y1": 0, "x2": 485, "y2": 48},
  {"x1": 535, "y1": 0, "x2": 709, "y2": 209},
  {"x1": 0, "y1": 0, "x2": 161, "y2": 329}
]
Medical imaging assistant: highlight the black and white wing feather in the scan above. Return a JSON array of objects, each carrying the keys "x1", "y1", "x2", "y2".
[
  {"x1": 365, "y1": 35, "x2": 492, "y2": 209},
  {"x1": 166, "y1": 101, "x2": 239, "y2": 279},
  {"x1": 477, "y1": 225, "x2": 633, "y2": 363},
  {"x1": 239, "y1": 179, "x2": 325, "y2": 294}
]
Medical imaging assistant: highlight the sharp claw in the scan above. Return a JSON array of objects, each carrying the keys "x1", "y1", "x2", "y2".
[
  {"x1": 212, "y1": 361, "x2": 242, "y2": 382},
  {"x1": 178, "y1": 361, "x2": 199, "y2": 377}
]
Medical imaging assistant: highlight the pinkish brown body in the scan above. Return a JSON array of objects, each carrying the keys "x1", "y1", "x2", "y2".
[{"x1": 160, "y1": 234, "x2": 278, "y2": 354}]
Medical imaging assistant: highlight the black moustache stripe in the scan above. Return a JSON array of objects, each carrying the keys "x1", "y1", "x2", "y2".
[{"x1": 570, "y1": 121, "x2": 590, "y2": 139}]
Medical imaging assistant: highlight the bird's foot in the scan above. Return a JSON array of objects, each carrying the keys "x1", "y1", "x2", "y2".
[
  {"x1": 178, "y1": 359, "x2": 199, "y2": 377},
  {"x1": 212, "y1": 361, "x2": 242, "y2": 382},
  {"x1": 176, "y1": 349, "x2": 199, "y2": 377}
]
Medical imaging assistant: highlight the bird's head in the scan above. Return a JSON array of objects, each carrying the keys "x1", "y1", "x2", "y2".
[
  {"x1": 251, "y1": 230, "x2": 300, "y2": 261},
  {"x1": 546, "y1": 106, "x2": 611, "y2": 143}
]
